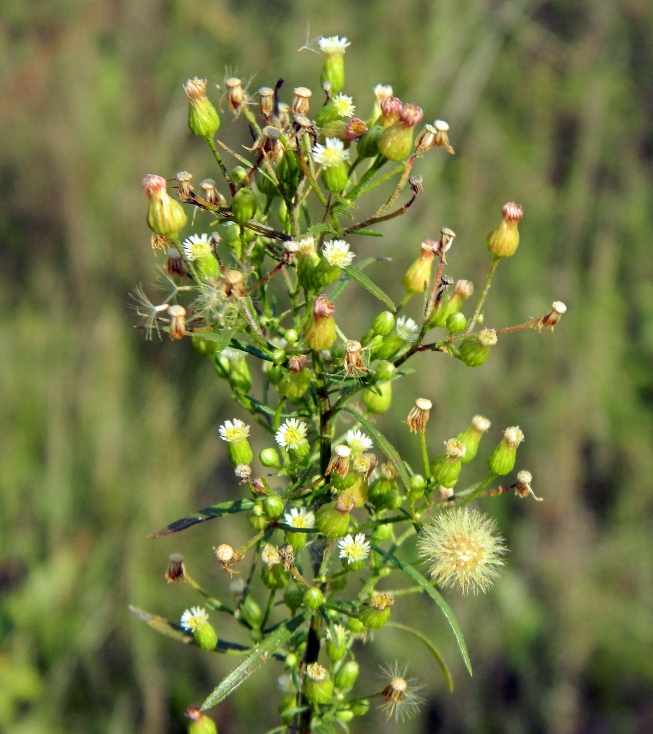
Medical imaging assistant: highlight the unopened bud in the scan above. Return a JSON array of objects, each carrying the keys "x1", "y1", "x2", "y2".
[
  {"x1": 143, "y1": 174, "x2": 188, "y2": 237},
  {"x1": 487, "y1": 202, "x2": 523, "y2": 258},
  {"x1": 184, "y1": 77, "x2": 220, "y2": 139},
  {"x1": 186, "y1": 705, "x2": 218, "y2": 734},
  {"x1": 488, "y1": 426, "x2": 524, "y2": 476},
  {"x1": 458, "y1": 329, "x2": 497, "y2": 367}
]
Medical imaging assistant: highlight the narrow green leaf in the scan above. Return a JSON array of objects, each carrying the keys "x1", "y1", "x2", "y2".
[
  {"x1": 329, "y1": 257, "x2": 391, "y2": 302},
  {"x1": 147, "y1": 499, "x2": 255, "y2": 539},
  {"x1": 340, "y1": 407, "x2": 410, "y2": 490},
  {"x1": 372, "y1": 546, "x2": 472, "y2": 675},
  {"x1": 202, "y1": 612, "x2": 309, "y2": 710},
  {"x1": 129, "y1": 606, "x2": 193, "y2": 644},
  {"x1": 386, "y1": 621, "x2": 454, "y2": 692},
  {"x1": 308, "y1": 223, "x2": 336, "y2": 235},
  {"x1": 348, "y1": 228, "x2": 384, "y2": 237},
  {"x1": 343, "y1": 266, "x2": 395, "y2": 311},
  {"x1": 195, "y1": 329, "x2": 235, "y2": 348}
]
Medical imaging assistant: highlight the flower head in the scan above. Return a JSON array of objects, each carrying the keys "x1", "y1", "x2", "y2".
[
  {"x1": 219, "y1": 419, "x2": 250, "y2": 443},
  {"x1": 318, "y1": 36, "x2": 350, "y2": 54},
  {"x1": 338, "y1": 533, "x2": 371, "y2": 564},
  {"x1": 379, "y1": 663, "x2": 425, "y2": 722},
  {"x1": 275, "y1": 418, "x2": 308, "y2": 450},
  {"x1": 396, "y1": 316, "x2": 419, "y2": 343},
  {"x1": 180, "y1": 606, "x2": 210, "y2": 631},
  {"x1": 418, "y1": 508, "x2": 506, "y2": 594},
  {"x1": 374, "y1": 84, "x2": 393, "y2": 103},
  {"x1": 312, "y1": 137, "x2": 350, "y2": 169},
  {"x1": 284, "y1": 506, "x2": 315, "y2": 529},
  {"x1": 443, "y1": 438, "x2": 466, "y2": 459},
  {"x1": 182, "y1": 233, "x2": 212, "y2": 261},
  {"x1": 503, "y1": 426, "x2": 524, "y2": 448},
  {"x1": 323, "y1": 239, "x2": 354, "y2": 268},
  {"x1": 261, "y1": 543, "x2": 282, "y2": 568},
  {"x1": 346, "y1": 429, "x2": 373, "y2": 453},
  {"x1": 332, "y1": 92, "x2": 355, "y2": 118}
]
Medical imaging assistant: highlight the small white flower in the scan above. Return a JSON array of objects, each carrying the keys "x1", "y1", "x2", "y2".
[
  {"x1": 374, "y1": 84, "x2": 393, "y2": 103},
  {"x1": 333, "y1": 92, "x2": 355, "y2": 118},
  {"x1": 396, "y1": 316, "x2": 419, "y2": 343},
  {"x1": 312, "y1": 137, "x2": 350, "y2": 169},
  {"x1": 182, "y1": 233, "x2": 212, "y2": 261},
  {"x1": 326, "y1": 623, "x2": 348, "y2": 646},
  {"x1": 295, "y1": 235, "x2": 316, "y2": 255},
  {"x1": 504, "y1": 426, "x2": 524, "y2": 448},
  {"x1": 261, "y1": 543, "x2": 282, "y2": 568},
  {"x1": 318, "y1": 36, "x2": 350, "y2": 54},
  {"x1": 338, "y1": 533, "x2": 371, "y2": 564},
  {"x1": 219, "y1": 418, "x2": 250, "y2": 443},
  {"x1": 180, "y1": 607, "x2": 209, "y2": 631},
  {"x1": 323, "y1": 239, "x2": 355, "y2": 268},
  {"x1": 346, "y1": 429, "x2": 373, "y2": 453},
  {"x1": 284, "y1": 507, "x2": 315, "y2": 529},
  {"x1": 275, "y1": 418, "x2": 308, "y2": 450}
]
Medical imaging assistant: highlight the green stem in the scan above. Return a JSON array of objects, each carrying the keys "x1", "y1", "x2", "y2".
[
  {"x1": 465, "y1": 256, "x2": 500, "y2": 335},
  {"x1": 260, "y1": 589, "x2": 276, "y2": 631},
  {"x1": 375, "y1": 154, "x2": 416, "y2": 216},
  {"x1": 207, "y1": 137, "x2": 235, "y2": 195},
  {"x1": 457, "y1": 472, "x2": 497, "y2": 508},
  {"x1": 419, "y1": 430, "x2": 431, "y2": 479}
]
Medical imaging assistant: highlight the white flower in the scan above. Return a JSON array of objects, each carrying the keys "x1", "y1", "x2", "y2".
[
  {"x1": 219, "y1": 418, "x2": 250, "y2": 443},
  {"x1": 374, "y1": 84, "x2": 393, "y2": 102},
  {"x1": 312, "y1": 137, "x2": 350, "y2": 169},
  {"x1": 182, "y1": 233, "x2": 212, "y2": 261},
  {"x1": 275, "y1": 418, "x2": 308, "y2": 449},
  {"x1": 323, "y1": 239, "x2": 354, "y2": 268},
  {"x1": 396, "y1": 316, "x2": 419, "y2": 343},
  {"x1": 338, "y1": 533, "x2": 371, "y2": 564},
  {"x1": 318, "y1": 36, "x2": 350, "y2": 54},
  {"x1": 261, "y1": 543, "x2": 282, "y2": 568},
  {"x1": 284, "y1": 507, "x2": 315, "y2": 529},
  {"x1": 503, "y1": 426, "x2": 524, "y2": 448},
  {"x1": 295, "y1": 235, "x2": 316, "y2": 255},
  {"x1": 345, "y1": 429, "x2": 373, "y2": 453},
  {"x1": 180, "y1": 607, "x2": 209, "y2": 631},
  {"x1": 333, "y1": 93, "x2": 355, "y2": 118},
  {"x1": 326, "y1": 623, "x2": 348, "y2": 646}
]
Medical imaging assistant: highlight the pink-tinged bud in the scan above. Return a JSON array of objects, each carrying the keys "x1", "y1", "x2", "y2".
[
  {"x1": 183, "y1": 77, "x2": 220, "y2": 139},
  {"x1": 345, "y1": 118, "x2": 368, "y2": 140},
  {"x1": 399, "y1": 103, "x2": 424, "y2": 127},
  {"x1": 186, "y1": 705, "x2": 218, "y2": 734},
  {"x1": 378, "y1": 104, "x2": 423, "y2": 161},
  {"x1": 487, "y1": 202, "x2": 523, "y2": 258},
  {"x1": 303, "y1": 295, "x2": 337, "y2": 350},
  {"x1": 402, "y1": 242, "x2": 435, "y2": 294},
  {"x1": 380, "y1": 96, "x2": 403, "y2": 127},
  {"x1": 143, "y1": 174, "x2": 187, "y2": 237}
]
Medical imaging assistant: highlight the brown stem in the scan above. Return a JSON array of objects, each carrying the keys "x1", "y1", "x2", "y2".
[{"x1": 341, "y1": 192, "x2": 418, "y2": 237}]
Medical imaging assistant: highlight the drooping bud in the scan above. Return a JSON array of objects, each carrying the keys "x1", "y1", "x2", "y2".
[
  {"x1": 458, "y1": 329, "x2": 497, "y2": 367},
  {"x1": 318, "y1": 36, "x2": 350, "y2": 94},
  {"x1": 167, "y1": 304, "x2": 186, "y2": 340},
  {"x1": 406, "y1": 398, "x2": 432, "y2": 433},
  {"x1": 538, "y1": 301, "x2": 567, "y2": 330},
  {"x1": 513, "y1": 469, "x2": 543, "y2": 501},
  {"x1": 378, "y1": 103, "x2": 424, "y2": 161},
  {"x1": 358, "y1": 592, "x2": 394, "y2": 629},
  {"x1": 487, "y1": 202, "x2": 523, "y2": 258},
  {"x1": 488, "y1": 426, "x2": 524, "y2": 476},
  {"x1": 165, "y1": 553, "x2": 186, "y2": 583},
  {"x1": 430, "y1": 438, "x2": 467, "y2": 489},
  {"x1": 456, "y1": 415, "x2": 492, "y2": 463},
  {"x1": 402, "y1": 241, "x2": 435, "y2": 294},
  {"x1": 143, "y1": 174, "x2": 188, "y2": 237},
  {"x1": 303, "y1": 295, "x2": 337, "y2": 351},
  {"x1": 183, "y1": 77, "x2": 220, "y2": 139},
  {"x1": 315, "y1": 494, "x2": 355, "y2": 537},
  {"x1": 226, "y1": 77, "x2": 245, "y2": 114},
  {"x1": 304, "y1": 662, "x2": 334, "y2": 704},
  {"x1": 362, "y1": 380, "x2": 393, "y2": 414}
]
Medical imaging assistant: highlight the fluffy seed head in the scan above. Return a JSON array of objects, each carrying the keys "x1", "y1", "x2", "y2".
[{"x1": 379, "y1": 663, "x2": 425, "y2": 722}]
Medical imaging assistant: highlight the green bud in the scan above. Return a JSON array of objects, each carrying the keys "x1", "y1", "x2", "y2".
[
  {"x1": 240, "y1": 594, "x2": 262, "y2": 628},
  {"x1": 409, "y1": 473, "x2": 426, "y2": 497},
  {"x1": 263, "y1": 494, "x2": 285, "y2": 519},
  {"x1": 193, "y1": 621, "x2": 218, "y2": 651},
  {"x1": 313, "y1": 257, "x2": 341, "y2": 289},
  {"x1": 188, "y1": 710, "x2": 218, "y2": 734},
  {"x1": 446, "y1": 312, "x2": 467, "y2": 333},
  {"x1": 326, "y1": 631, "x2": 347, "y2": 662},
  {"x1": 430, "y1": 438, "x2": 467, "y2": 488},
  {"x1": 283, "y1": 584, "x2": 305, "y2": 614},
  {"x1": 228, "y1": 357, "x2": 252, "y2": 395},
  {"x1": 487, "y1": 202, "x2": 523, "y2": 258},
  {"x1": 335, "y1": 710, "x2": 355, "y2": 724},
  {"x1": 346, "y1": 617, "x2": 366, "y2": 634},
  {"x1": 358, "y1": 592, "x2": 394, "y2": 629},
  {"x1": 277, "y1": 150, "x2": 301, "y2": 197},
  {"x1": 255, "y1": 167, "x2": 279, "y2": 199},
  {"x1": 356, "y1": 125, "x2": 382, "y2": 159},
  {"x1": 315, "y1": 495, "x2": 355, "y2": 538},
  {"x1": 458, "y1": 329, "x2": 498, "y2": 367},
  {"x1": 193, "y1": 335, "x2": 220, "y2": 356},
  {"x1": 362, "y1": 381, "x2": 392, "y2": 413},
  {"x1": 372, "y1": 522, "x2": 395, "y2": 543},
  {"x1": 351, "y1": 699, "x2": 369, "y2": 717},
  {"x1": 227, "y1": 439, "x2": 253, "y2": 466},
  {"x1": 378, "y1": 122, "x2": 416, "y2": 161},
  {"x1": 261, "y1": 563, "x2": 289, "y2": 590},
  {"x1": 220, "y1": 221, "x2": 242, "y2": 259},
  {"x1": 373, "y1": 360, "x2": 395, "y2": 382},
  {"x1": 371, "y1": 311, "x2": 395, "y2": 336},
  {"x1": 278, "y1": 693, "x2": 296, "y2": 724},
  {"x1": 260, "y1": 447, "x2": 281, "y2": 469},
  {"x1": 193, "y1": 255, "x2": 219, "y2": 281},
  {"x1": 322, "y1": 162, "x2": 350, "y2": 194},
  {"x1": 303, "y1": 296, "x2": 337, "y2": 351},
  {"x1": 143, "y1": 174, "x2": 187, "y2": 237},
  {"x1": 488, "y1": 426, "x2": 524, "y2": 476},
  {"x1": 264, "y1": 362, "x2": 283, "y2": 386},
  {"x1": 285, "y1": 652, "x2": 299, "y2": 669},
  {"x1": 321, "y1": 48, "x2": 346, "y2": 94},
  {"x1": 284, "y1": 329, "x2": 299, "y2": 344},
  {"x1": 334, "y1": 660, "x2": 359, "y2": 691},
  {"x1": 230, "y1": 166, "x2": 248, "y2": 185},
  {"x1": 304, "y1": 664, "x2": 334, "y2": 705},
  {"x1": 285, "y1": 530, "x2": 307, "y2": 552},
  {"x1": 278, "y1": 369, "x2": 311, "y2": 400},
  {"x1": 184, "y1": 78, "x2": 220, "y2": 140},
  {"x1": 302, "y1": 587, "x2": 325, "y2": 610},
  {"x1": 249, "y1": 505, "x2": 268, "y2": 531},
  {"x1": 373, "y1": 332, "x2": 405, "y2": 361},
  {"x1": 231, "y1": 187, "x2": 257, "y2": 225},
  {"x1": 456, "y1": 415, "x2": 492, "y2": 463}
]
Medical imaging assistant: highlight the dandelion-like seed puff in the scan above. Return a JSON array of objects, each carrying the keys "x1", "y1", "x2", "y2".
[
  {"x1": 379, "y1": 663, "x2": 425, "y2": 722},
  {"x1": 418, "y1": 507, "x2": 506, "y2": 594}
]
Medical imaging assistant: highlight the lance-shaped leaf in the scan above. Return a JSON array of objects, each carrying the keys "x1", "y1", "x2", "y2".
[
  {"x1": 386, "y1": 621, "x2": 453, "y2": 692},
  {"x1": 343, "y1": 265, "x2": 395, "y2": 311},
  {"x1": 372, "y1": 545, "x2": 472, "y2": 675},
  {"x1": 340, "y1": 407, "x2": 410, "y2": 490},
  {"x1": 193, "y1": 329, "x2": 236, "y2": 348},
  {"x1": 147, "y1": 498, "x2": 255, "y2": 539},
  {"x1": 202, "y1": 611, "x2": 309, "y2": 710}
]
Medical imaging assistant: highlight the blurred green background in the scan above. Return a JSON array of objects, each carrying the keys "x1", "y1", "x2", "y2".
[{"x1": 2, "y1": 0, "x2": 653, "y2": 732}]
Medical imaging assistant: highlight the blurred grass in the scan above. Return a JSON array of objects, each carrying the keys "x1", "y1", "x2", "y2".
[{"x1": 1, "y1": 0, "x2": 653, "y2": 732}]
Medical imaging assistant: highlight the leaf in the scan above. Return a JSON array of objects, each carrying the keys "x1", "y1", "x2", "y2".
[
  {"x1": 202, "y1": 612, "x2": 309, "y2": 710},
  {"x1": 129, "y1": 606, "x2": 194, "y2": 644},
  {"x1": 308, "y1": 223, "x2": 336, "y2": 235},
  {"x1": 339, "y1": 407, "x2": 410, "y2": 490},
  {"x1": 194, "y1": 329, "x2": 235, "y2": 349},
  {"x1": 343, "y1": 266, "x2": 395, "y2": 311},
  {"x1": 348, "y1": 228, "x2": 384, "y2": 237},
  {"x1": 372, "y1": 546, "x2": 472, "y2": 675},
  {"x1": 147, "y1": 499, "x2": 255, "y2": 539},
  {"x1": 386, "y1": 621, "x2": 454, "y2": 692}
]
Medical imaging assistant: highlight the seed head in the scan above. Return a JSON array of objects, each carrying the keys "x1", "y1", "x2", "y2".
[
  {"x1": 379, "y1": 663, "x2": 425, "y2": 722},
  {"x1": 291, "y1": 87, "x2": 312, "y2": 116},
  {"x1": 165, "y1": 554, "x2": 185, "y2": 583},
  {"x1": 326, "y1": 445, "x2": 351, "y2": 477}
]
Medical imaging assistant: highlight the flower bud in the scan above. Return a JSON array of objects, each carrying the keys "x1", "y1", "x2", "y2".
[
  {"x1": 432, "y1": 279, "x2": 474, "y2": 326},
  {"x1": 371, "y1": 311, "x2": 395, "y2": 336},
  {"x1": 403, "y1": 242, "x2": 435, "y2": 294},
  {"x1": 183, "y1": 78, "x2": 220, "y2": 140},
  {"x1": 430, "y1": 438, "x2": 467, "y2": 489},
  {"x1": 335, "y1": 660, "x2": 359, "y2": 690},
  {"x1": 303, "y1": 587, "x2": 325, "y2": 610},
  {"x1": 378, "y1": 103, "x2": 424, "y2": 161},
  {"x1": 446, "y1": 313, "x2": 467, "y2": 333},
  {"x1": 277, "y1": 148, "x2": 301, "y2": 197},
  {"x1": 358, "y1": 592, "x2": 394, "y2": 628},
  {"x1": 303, "y1": 295, "x2": 337, "y2": 351},
  {"x1": 488, "y1": 426, "x2": 524, "y2": 476},
  {"x1": 456, "y1": 415, "x2": 491, "y2": 463},
  {"x1": 487, "y1": 202, "x2": 523, "y2": 258},
  {"x1": 304, "y1": 663, "x2": 334, "y2": 705},
  {"x1": 315, "y1": 494, "x2": 355, "y2": 537},
  {"x1": 318, "y1": 36, "x2": 350, "y2": 94},
  {"x1": 283, "y1": 584, "x2": 305, "y2": 613},
  {"x1": 356, "y1": 124, "x2": 383, "y2": 158},
  {"x1": 186, "y1": 706, "x2": 218, "y2": 734},
  {"x1": 408, "y1": 473, "x2": 426, "y2": 499},
  {"x1": 220, "y1": 221, "x2": 243, "y2": 259},
  {"x1": 373, "y1": 361, "x2": 395, "y2": 382},
  {"x1": 143, "y1": 174, "x2": 187, "y2": 237},
  {"x1": 362, "y1": 381, "x2": 392, "y2": 413},
  {"x1": 263, "y1": 494, "x2": 285, "y2": 519},
  {"x1": 261, "y1": 562, "x2": 290, "y2": 590},
  {"x1": 239, "y1": 594, "x2": 263, "y2": 628},
  {"x1": 458, "y1": 329, "x2": 497, "y2": 367},
  {"x1": 231, "y1": 187, "x2": 257, "y2": 225},
  {"x1": 368, "y1": 463, "x2": 399, "y2": 510}
]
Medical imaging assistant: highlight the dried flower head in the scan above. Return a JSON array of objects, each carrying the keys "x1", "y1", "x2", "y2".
[
  {"x1": 167, "y1": 304, "x2": 186, "y2": 340},
  {"x1": 261, "y1": 543, "x2": 282, "y2": 568},
  {"x1": 326, "y1": 444, "x2": 351, "y2": 477},
  {"x1": 338, "y1": 533, "x2": 371, "y2": 564},
  {"x1": 406, "y1": 398, "x2": 432, "y2": 433},
  {"x1": 343, "y1": 340, "x2": 368, "y2": 377},
  {"x1": 419, "y1": 507, "x2": 506, "y2": 594},
  {"x1": 175, "y1": 171, "x2": 194, "y2": 199},
  {"x1": 258, "y1": 86, "x2": 275, "y2": 118},
  {"x1": 165, "y1": 554, "x2": 185, "y2": 583},
  {"x1": 291, "y1": 87, "x2": 312, "y2": 116},
  {"x1": 539, "y1": 301, "x2": 567, "y2": 330},
  {"x1": 379, "y1": 663, "x2": 425, "y2": 722},
  {"x1": 513, "y1": 470, "x2": 543, "y2": 501},
  {"x1": 433, "y1": 119, "x2": 455, "y2": 154},
  {"x1": 226, "y1": 77, "x2": 245, "y2": 113},
  {"x1": 275, "y1": 418, "x2": 308, "y2": 450}
]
